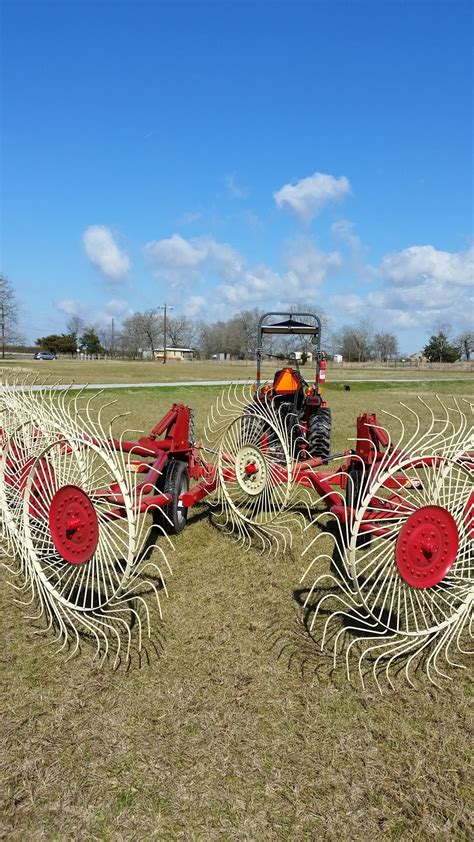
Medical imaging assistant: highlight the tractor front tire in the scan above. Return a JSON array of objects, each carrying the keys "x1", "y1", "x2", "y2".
[
  {"x1": 308, "y1": 408, "x2": 332, "y2": 461},
  {"x1": 156, "y1": 460, "x2": 189, "y2": 534}
]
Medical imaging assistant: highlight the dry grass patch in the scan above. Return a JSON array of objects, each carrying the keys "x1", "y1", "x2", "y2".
[{"x1": 2, "y1": 356, "x2": 473, "y2": 385}]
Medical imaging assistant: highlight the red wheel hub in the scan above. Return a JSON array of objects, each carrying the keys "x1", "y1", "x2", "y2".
[
  {"x1": 396, "y1": 505, "x2": 458, "y2": 588},
  {"x1": 49, "y1": 486, "x2": 99, "y2": 564}
]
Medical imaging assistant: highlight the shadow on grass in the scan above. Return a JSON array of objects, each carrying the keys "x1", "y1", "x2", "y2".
[
  {"x1": 7, "y1": 552, "x2": 169, "y2": 672},
  {"x1": 264, "y1": 530, "x2": 451, "y2": 693}
]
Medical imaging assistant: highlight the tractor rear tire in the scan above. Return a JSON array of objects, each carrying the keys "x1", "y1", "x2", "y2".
[
  {"x1": 242, "y1": 409, "x2": 287, "y2": 464},
  {"x1": 156, "y1": 460, "x2": 189, "y2": 534},
  {"x1": 308, "y1": 408, "x2": 331, "y2": 461}
]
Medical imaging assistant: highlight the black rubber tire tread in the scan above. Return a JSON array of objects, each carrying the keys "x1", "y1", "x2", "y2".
[
  {"x1": 345, "y1": 466, "x2": 365, "y2": 512},
  {"x1": 345, "y1": 465, "x2": 371, "y2": 548},
  {"x1": 241, "y1": 409, "x2": 287, "y2": 464},
  {"x1": 308, "y1": 407, "x2": 332, "y2": 460},
  {"x1": 156, "y1": 459, "x2": 189, "y2": 534}
]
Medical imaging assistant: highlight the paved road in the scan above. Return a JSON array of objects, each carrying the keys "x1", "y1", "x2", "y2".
[{"x1": 7, "y1": 376, "x2": 473, "y2": 391}]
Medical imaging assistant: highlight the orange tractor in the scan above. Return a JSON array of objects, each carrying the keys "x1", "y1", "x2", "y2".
[{"x1": 253, "y1": 312, "x2": 331, "y2": 460}]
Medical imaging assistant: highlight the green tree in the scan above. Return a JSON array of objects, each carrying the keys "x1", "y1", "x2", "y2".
[
  {"x1": 36, "y1": 334, "x2": 76, "y2": 355},
  {"x1": 79, "y1": 328, "x2": 103, "y2": 358},
  {"x1": 423, "y1": 332, "x2": 460, "y2": 363}
]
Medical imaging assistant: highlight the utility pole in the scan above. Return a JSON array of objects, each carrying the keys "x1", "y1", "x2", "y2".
[
  {"x1": 111, "y1": 317, "x2": 115, "y2": 359},
  {"x1": 158, "y1": 304, "x2": 173, "y2": 364}
]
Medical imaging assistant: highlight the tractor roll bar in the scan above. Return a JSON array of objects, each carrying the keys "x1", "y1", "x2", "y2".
[{"x1": 256, "y1": 312, "x2": 322, "y2": 389}]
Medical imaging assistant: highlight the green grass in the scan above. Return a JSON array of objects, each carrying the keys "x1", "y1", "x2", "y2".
[{"x1": 1, "y1": 381, "x2": 472, "y2": 840}]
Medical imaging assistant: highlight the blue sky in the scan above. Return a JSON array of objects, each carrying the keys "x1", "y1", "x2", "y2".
[{"x1": 2, "y1": 0, "x2": 473, "y2": 352}]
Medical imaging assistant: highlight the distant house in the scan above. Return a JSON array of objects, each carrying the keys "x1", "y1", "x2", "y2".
[
  {"x1": 293, "y1": 350, "x2": 313, "y2": 363},
  {"x1": 153, "y1": 347, "x2": 194, "y2": 361}
]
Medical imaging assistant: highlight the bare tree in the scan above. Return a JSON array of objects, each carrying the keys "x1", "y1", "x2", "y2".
[
  {"x1": 167, "y1": 315, "x2": 197, "y2": 348},
  {"x1": 432, "y1": 318, "x2": 452, "y2": 337},
  {"x1": 288, "y1": 301, "x2": 330, "y2": 327},
  {"x1": 197, "y1": 320, "x2": 240, "y2": 359},
  {"x1": 118, "y1": 313, "x2": 144, "y2": 358},
  {"x1": 280, "y1": 303, "x2": 330, "y2": 357},
  {"x1": 97, "y1": 323, "x2": 114, "y2": 355},
  {"x1": 0, "y1": 274, "x2": 23, "y2": 357},
  {"x1": 66, "y1": 315, "x2": 86, "y2": 345},
  {"x1": 140, "y1": 309, "x2": 163, "y2": 358},
  {"x1": 223, "y1": 309, "x2": 264, "y2": 359},
  {"x1": 457, "y1": 330, "x2": 473, "y2": 361},
  {"x1": 118, "y1": 309, "x2": 163, "y2": 358},
  {"x1": 372, "y1": 331, "x2": 399, "y2": 362},
  {"x1": 339, "y1": 319, "x2": 374, "y2": 362}
]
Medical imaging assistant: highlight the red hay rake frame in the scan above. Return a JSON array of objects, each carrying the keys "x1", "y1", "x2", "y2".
[{"x1": 14, "y1": 402, "x2": 452, "y2": 544}]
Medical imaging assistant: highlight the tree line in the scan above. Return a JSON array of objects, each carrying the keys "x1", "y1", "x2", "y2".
[{"x1": 0, "y1": 274, "x2": 471, "y2": 362}]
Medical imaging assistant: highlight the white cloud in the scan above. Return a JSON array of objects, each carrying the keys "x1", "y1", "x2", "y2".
[
  {"x1": 329, "y1": 293, "x2": 365, "y2": 315},
  {"x1": 381, "y1": 244, "x2": 474, "y2": 286},
  {"x1": 144, "y1": 234, "x2": 244, "y2": 285},
  {"x1": 145, "y1": 234, "x2": 206, "y2": 270},
  {"x1": 144, "y1": 229, "x2": 472, "y2": 339},
  {"x1": 344, "y1": 244, "x2": 474, "y2": 332},
  {"x1": 183, "y1": 296, "x2": 207, "y2": 317},
  {"x1": 225, "y1": 173, "x2": 249, "y2": 200},
  {"x1": 331, "y1": 219, "x2": 365, "y2": 256},
  {"x1": 179, "y1": 210, "x2": 203, "y2": 224},
  {"x1": 274, "y1": 171, "x2": 352, "y2": 223},
  {"x1": 218, "y1": 237, "x2": 341, "y2": 307},
  {"x1": 104, "y1": 298, "x2": 133, "y2": 318},
  {"x1": 284, "y1": 236, "x2": 342, "y2": 287},
  {"x1": 83, "y1": 225, "x2": 131, "y2": 281},
  {"x1": 145, "y1": 232, "x2": 342, "y2": 318},
  {"x1": 56, "y1": 298, "x2": 84, "y2": 317},
  {"x1": 55, "y1": 296, "x2": 133, "y2": 327}
]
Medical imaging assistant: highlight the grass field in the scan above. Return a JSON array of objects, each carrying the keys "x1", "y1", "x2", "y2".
[
  {"x1": 3, "y1": 356, "x2": 473, "y2": 385},
  {"x1": 1, "y1": 379, "x2": 473, "y2": 840}
]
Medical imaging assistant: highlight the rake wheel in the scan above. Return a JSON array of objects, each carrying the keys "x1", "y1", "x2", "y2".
[
  {"x1": 217, "y1": 411, "x2": 292, "y2": 527},
  {"x1": 22, "y1": 436, "x2": 137, "y2": 612},
  {"x1": 348, "y1": 453, "x2": 472, "y2": 639},
  {"x1": 18, "y1": 429, "x2": 170, "y2": 665},
  {"x1": 301, "y1": 397, "x2": 473, "y2": 689},
  {"x1": 204, "y1": 383, "x2": 311, "y2": 552},
  {"x1": 0, "y1": 380, "x2": 172, "y2": 664}
]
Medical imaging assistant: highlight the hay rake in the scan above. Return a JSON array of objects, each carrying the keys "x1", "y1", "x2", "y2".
[{"x1": 0, "y1": 367, "x2": 472, "y2": 686}]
